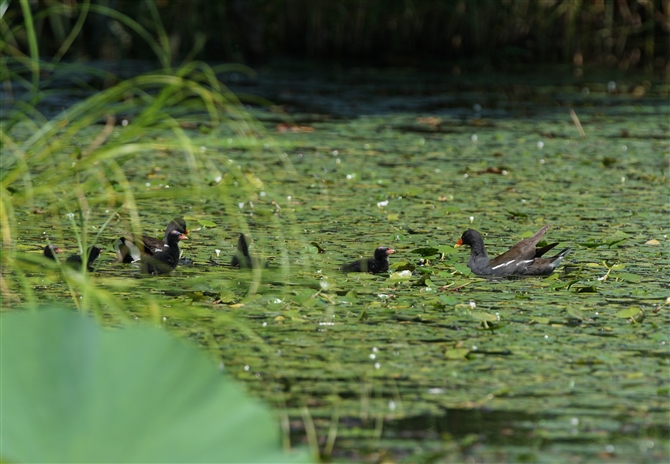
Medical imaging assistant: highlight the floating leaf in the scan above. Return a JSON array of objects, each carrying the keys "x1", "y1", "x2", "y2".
[
  {"x1": 439, "y1": 295, "x2": 457, "y2": 306},
  {"x1": 445, "y1": 348, "x2": 470, "y2": 360},
  {"x1": 387, "y1": 213, "x2": 400, "y2": 221},
  {"x1": 244, "y1": 172, "x2": 264, "y2": 188},
  {"x1": 215, "y1": 290, "x2": 237, "y2": 304},
  {"x1": 411, "y1": 247, "x2": 440, "y2": 257},
  {"x1": 614, "y1": 272, "x2": 641, "y2": 283},
  {"x1": 615, "y1": 307, "x2": 641, "y2": 319},
  {"x1": 471, "y1": 311, "x2": 499, "y2": 322},
  {"x1": 413, "y1": 273, "x2": 432, "y2": 287},
  {"x1": 645, "y1": 239, "x2": 660, "y2": 245},
  {"x1": 394, "y1": 262, "x2": 416, "y2": 272},
  {"x1": 579, "y1": 241, "x2": 607, "y2": 249},
  {"x1": 506, "y1": 210, "x2": 529, "y2": 219},
  {"x1": 0, "y1": 309, "x2": 308, "y2": 464},
  {"x1": 436, "y1": 246, "x2": 458, "y2": 255},
  {"x1": 574, "y1": 286, "x2": 598, "y2": 293},
  {"x1": 607, "y1": 231, "x2": 630, "y2": 248},
  {"x1": 389, "y1": 270, "x2": 412, "y2": 281},
  {"x1": 566, "y1": 307, "x2": 587, "y2": 321},
  {"x1": 453, "y1": 264, "x2": 472, "y2": 275},
  {"x1": 341, "y1": 290, "x2": 358, "y2": 303},
  {"x1": 293, "y1": 288, "x2": 316, "y2": 305},
  {"x1": 198, "y1": 219, "x2": 217, "y2": 228}
]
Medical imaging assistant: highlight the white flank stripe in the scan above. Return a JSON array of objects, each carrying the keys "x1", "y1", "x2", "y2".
[{"x1": 491, "y1": 260, "x2": 516, "y2": 270}]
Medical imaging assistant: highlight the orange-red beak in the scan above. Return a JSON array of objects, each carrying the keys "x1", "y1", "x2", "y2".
[
  {"x1": 387, "y1": 248, "x2": 396, "y2": 255},
  {"x1": 454, "y1": 238, "x2": 463, "y2": 248}
]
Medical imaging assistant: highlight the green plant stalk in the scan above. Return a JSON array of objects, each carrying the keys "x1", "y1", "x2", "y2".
[
  {"x1": 18, "y1": 0, "x2": 39, "y2": 102},
  {"x1": 53, "y1": 0, "x2": 90, "y2": 64}
]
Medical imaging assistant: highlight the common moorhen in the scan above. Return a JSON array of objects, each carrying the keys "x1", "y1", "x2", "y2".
[
  {"x1": 140, "y1": 229, "x2": 188, "y2": 275},
  {"x1": 114, "y1": 217, "x2": 188, "y2": 263},
  {"x1": 43, "y1": 245, "x2": 62, "y2": 260},
  {"x1": 455, "y1": 226, "x2": 570, "y2": 276},
  {"x1": 231, "y1": 234, "x2": 253, "y2": 268},
  {"x1": 66, "y1": 246, "x2": 102, "y2": 272},
  {"x1": 341, "y1": 246, "x2": 396, "y2": 273}
]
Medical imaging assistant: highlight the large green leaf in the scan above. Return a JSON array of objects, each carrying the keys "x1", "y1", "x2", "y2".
[{"x1": 1, "y1": 308, "x2": 309, "y2": 464}]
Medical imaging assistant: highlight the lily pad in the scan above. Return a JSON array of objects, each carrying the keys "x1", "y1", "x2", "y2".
[
  {"x1": 0, "y1": 308, "x2": 308, "y2": 464},
  {"x1": 198, "y1": 219, "x2": 218, "y2": 228},
  {"x1": 615, "y1": 307, "x2": 642, "y2": 319}
]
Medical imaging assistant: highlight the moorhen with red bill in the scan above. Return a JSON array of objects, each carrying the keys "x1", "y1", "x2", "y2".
[
  {"x1": 455, "y1": 226, "x2": 570, "y2": 277},
  {"x1": 66, "y1": 246, "x2": 102, "y2": 272},
  {"x1": 43, "y1": 245, "x2": 62, "y2": 260},
  {"x1": 141, "y1": 230, "x2": 188, "y2": 275},
  {"x1": 341, "y1": 246, "x2": 396, "y2": 273},
  {"x1": 114, "y1": 217, "x2": 188, "y2": 263}
]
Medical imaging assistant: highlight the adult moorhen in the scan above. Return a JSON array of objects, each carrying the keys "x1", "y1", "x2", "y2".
[
  {"x1": 114, "y1": 217, "x2": 188, "y2": 263},
  {"x1": 455, "y1": 226, "x2": 570, "y2": 277},
  {"x1": 141, "y1": 229, "x2": 188, "y2": 275},
  {"x1": 341, "y1": 246, "x2": 396, "y2": 273},
  {"x1": 66, "y1": 246, "x2": 102, "y2": 272},
  {"x1": 43, "y1": 245, "x2": 62, "y2": 260}
]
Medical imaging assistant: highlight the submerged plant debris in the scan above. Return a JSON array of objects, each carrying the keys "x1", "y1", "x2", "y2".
[{"x1": 3, "y1": 68, "x2": 669, "y2": 463}]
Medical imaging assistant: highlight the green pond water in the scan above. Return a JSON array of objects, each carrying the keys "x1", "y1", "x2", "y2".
[{"x1": 3, "y1": 68, "x2": 669, "y2": 462}]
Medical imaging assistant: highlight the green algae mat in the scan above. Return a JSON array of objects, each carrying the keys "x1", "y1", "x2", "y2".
[{"x1": 3, "y1": 70, "x2": 668, "y2": 462}]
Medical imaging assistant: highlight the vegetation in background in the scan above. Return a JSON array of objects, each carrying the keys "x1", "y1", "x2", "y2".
[{"x1": 3, "y1": 0, "x2": 668, "y2": 72}]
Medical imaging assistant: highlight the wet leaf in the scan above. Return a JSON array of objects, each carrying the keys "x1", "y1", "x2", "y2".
[{"x1": 389, "y1": 270, "x2": 412, "y2": 281}]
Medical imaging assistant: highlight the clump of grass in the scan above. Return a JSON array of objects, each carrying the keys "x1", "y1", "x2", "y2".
[{"x1": 1, "y1": 2, "x2": 303, "y2": 319}]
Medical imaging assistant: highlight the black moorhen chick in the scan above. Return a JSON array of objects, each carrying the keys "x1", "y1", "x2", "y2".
[
  {"x1": 141, "y1": 229, "x2": 188, "y2": 275},
  {"x1": 455, "y1": 226, "x2": 570, "y2": 277},
  {"x1": 114, "y1": 217, "x2": 188, "y2": 263},
  {"x1": 66, "y1": 246, "x2": 102, "y2": 272},
  {"x1": 341, "y1": 246, "x2": 396, "y2": 273},
  {"x1": 231, "y1": 234, "x2": 269, "y2": 269},
  {"x1": 231, "y1": 234, "x2": 253, "y2": 268},
  {"x1": 43, "y1": 245, "x2": 62, "y2": 260}
]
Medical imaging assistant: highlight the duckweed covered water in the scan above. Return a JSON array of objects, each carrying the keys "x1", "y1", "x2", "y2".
[{"x1": 3, "y1": 67, "x2": 669, "y2": 462}]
